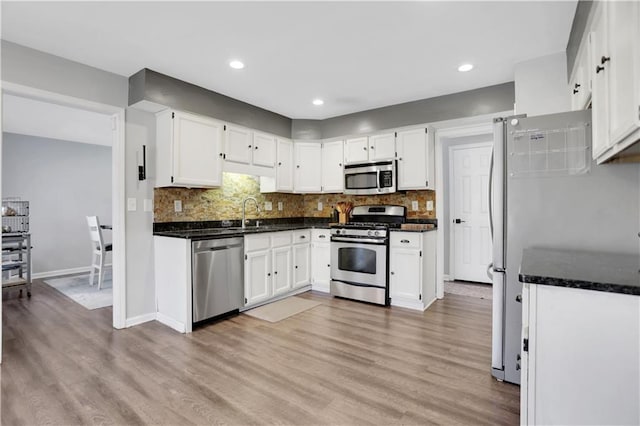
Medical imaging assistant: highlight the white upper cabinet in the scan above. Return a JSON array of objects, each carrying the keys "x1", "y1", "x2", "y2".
[
  {"x1": 345, "y1": 134, "x2": 396, "y2": 164},
  {"x1": 294, "y1": 142, "x2": 322, "y2": 193},
  {"x1": 224, "y1": 125, "x2": 277, "y2": 169},
  {"x1": 569, "y1": 37, "x2": 592, "y2": 111},
  {"x1": 252, "y1": 131, "x2": 276, "y2": 167},
  {"x1": 368, "y1": 133, "x2": 396, "y2": 161},
  {"x1": 589, "y1": 1, "x2": 640, "y2": 162},
  {"x1": 344, "y1": 137, "x2": 369, "y2": 164},
  {"x1": 321, "y1": 140, "x2": 344, "y2": 193},
  {"x1": 275, "y1": 138, "x2": 294, "y2": 192},
  {"x1": 396, "y1": 128, "x2": 434, "y2": 190},
  {"x1": 156, "y1": 110, "x2": 224, "y2": 188},
  {"x1": 225, "y1": 124, "x2": 253, "y2": 164}
]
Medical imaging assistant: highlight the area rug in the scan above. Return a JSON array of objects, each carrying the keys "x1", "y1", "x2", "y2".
[
  {"x1": 43, "y1": 272, "x2": 112, "y2": 310},
  {"x1": 244, "y1": 296, "x2": 322, "y2": 323},
  {"x1": 445, "y1": 281, "x2": 493, "y2": 300}
]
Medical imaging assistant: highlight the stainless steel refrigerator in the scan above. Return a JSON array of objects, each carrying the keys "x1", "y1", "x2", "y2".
[{"x1": 489, "y1": 109, "x2": 640, "y2": 385}]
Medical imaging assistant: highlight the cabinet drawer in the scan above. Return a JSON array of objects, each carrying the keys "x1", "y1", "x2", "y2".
[
  {"x1": 390, "y1": 232, "x2": 421, "y2": 249},
  {"x1": 271, "y1": 231, "x2": 292, "y2": 248},
  {"x1": 311, "y1": 228, "x2": 330, "y2": 242},
  {"x1": 245, "y1": 234, "x2": 271, "y2": 252},
  {"x1": 292, "y1": 229, "x2": 311, "y2": 244}
]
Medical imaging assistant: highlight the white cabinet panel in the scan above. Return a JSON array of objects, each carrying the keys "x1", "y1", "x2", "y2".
[
  {"x1": 396, "y1": 128, "x2": 432, "y2": 190},
  {"x1": 293, "y1": 243, "x2": 310, "y2": 288},
  {"x1": 321, "y1": 140, "x2": 344, "y2": 193},
  {"x1": 272, "y1": 246, "x2": 292, "y2": 296},
  {"x1": 390, "y1": 248, "x2": 421, "y2": 301},
  {"x1": 294, "y1": 143, "x2": 322, "y2": 193},
  {"x1": 276, "y1": 138, "x2": 294, "y2": 192},
  {"x1": 245, "y1": 250, "x2": 271, "y2": 305},
  {"x1": 369, "y1": 133, "x2": 396, "y2": 161},
  {"x1": 253, "y1": 131, "x2": 276, "y2": 167},
  {"x1": 156, "y1": 110, "x2": 224, "y2": 188},
  {"x1": 225, "y1": 124, "x2": 253, "y2": 164},
  {"x1": 311, "y1": 242, "x2": 331, "y2": 292},
  {"x1": 344, "y1": 137, "x2": 369, "y2": 164}
]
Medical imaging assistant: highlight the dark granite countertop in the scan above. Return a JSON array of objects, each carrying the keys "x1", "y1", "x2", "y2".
[
  {"x1": 519, "y1": 248, "x2": 640, "y2": 296},
  {"x1": 154, "y1": 224, "x2": 326, "y2": 240}
]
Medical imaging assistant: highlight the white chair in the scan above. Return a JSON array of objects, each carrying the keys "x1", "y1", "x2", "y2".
[{"x1": 86, "y1": 216, "x2": 112, "y2": 290}]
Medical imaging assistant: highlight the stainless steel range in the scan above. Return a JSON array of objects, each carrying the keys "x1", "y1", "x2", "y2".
[{"x1": 330, "y1": 205, "x2": 406, "y2": 305}]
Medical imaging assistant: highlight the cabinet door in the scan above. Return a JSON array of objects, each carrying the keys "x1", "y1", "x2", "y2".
[
  {"x1": 245, "y1": 250, "x2": 271, "y2": 305},
  {"x1": 293, "y1": 243, "x2": 311, "y2": 288},
  {"x1": 272, "y1": 246, "x2": 292, "y2": 296},
  {"x1": 252, "y1": 131, "x2": 277, "y2": 167},
  {"x1": 294, "y1": 143, "x2": 322, "y2": 193},
  {"x1": 369, "y1": 133, "x2": 396, "y2": 161},
  {"x1": 321, "y1": 140, "x2": 344, "y2": 193},
  {"x1": 276, "y1": 138, "x2": 294, "y2": 192},
  {"x1": 606, "y1": 1, "x2": 640, "y2": 144},
  {"x1": 172, "y1": 111, "x2": 224, "y2": 187},
  {"x1": 311, "y1": 242, "x2": 331, "y2": 291},
  {"x1": 389, "y1": 248, "x2": 421, "y2": 301},
  {"x1": 225, "y1": 124, "x2": 253, "y2": 164},
  {"x1": 591, "y1": 10, "x2": 610, "y2": 158},
  {"x1": 344, "y1": 137, "x2": 369, "y2": 164},
  {"x1": 569, "y1": 64, "x2": 586, "y2": 111},
  {"x1": 396, "y1": 128, "x2": 428, "y2": 190}
]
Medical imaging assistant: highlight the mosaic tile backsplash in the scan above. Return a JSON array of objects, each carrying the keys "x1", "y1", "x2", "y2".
[{"x1": 154, "y1": 173, "x2": 436, "y2": 222}]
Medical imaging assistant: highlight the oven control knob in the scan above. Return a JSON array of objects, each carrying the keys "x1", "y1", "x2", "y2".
[
  {"x1": 374, "y1": 231, "x2": 380, "y2": 237},
  {"x1": 368, "y1": 230, "x2": 373, "y2": 236},
  {"x1": 336, "y1": 229, "x2": 341, "y2": 235}
]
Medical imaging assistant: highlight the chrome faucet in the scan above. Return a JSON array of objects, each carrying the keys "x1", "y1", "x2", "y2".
[{"x1": 242, "y1": 197, "x2": 261, "y2": 228}]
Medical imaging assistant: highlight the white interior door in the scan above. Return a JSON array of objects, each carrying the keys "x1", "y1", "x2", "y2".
[{"x1": 451, "y1": 143, "x2": 492, "y2": 283}]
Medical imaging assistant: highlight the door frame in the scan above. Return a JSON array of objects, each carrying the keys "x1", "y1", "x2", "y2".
[
  {"x1": 1, "y1": 82, "x2": 127, "y2": 334},
  {"x1": 448, "y1": 140, "x2": 494, "y2": 281}
]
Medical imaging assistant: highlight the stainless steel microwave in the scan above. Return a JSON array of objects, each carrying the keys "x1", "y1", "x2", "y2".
[{"x1": 343, "y1": 160, "x2": 396, "y2": 195}]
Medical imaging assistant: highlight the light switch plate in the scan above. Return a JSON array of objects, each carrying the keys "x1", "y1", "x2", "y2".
[
  {"x1": 264, "y1": 201, "x2": 273, "y2": 211},
  {"x1": 127, "y1": 198, "x2": 137, "y2": 212},
  {"x1": 318, "y1": 202, "x2": 323, "y2": 211},
  {"x1": 143, "y1": 199, "x2": 153, "y2": 212},
  {"x1": 278, "y1": 201, "x2": 283, "y2": 211},
  {"x1": 426, "y1": 200, "x2": 434, "y2": 211},
  {"x1": 411, "y1": 200, "x2": 419, "y2": 211},
  {"x1": 174, "y1": 200, "x2": 182, "y2": 212}
]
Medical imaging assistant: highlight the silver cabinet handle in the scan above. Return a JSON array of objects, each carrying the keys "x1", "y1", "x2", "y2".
[
  {"x1": 319, "y1": 234, "x2": 326, "y2": 239},
  {"x1": 300, "y1": 235, "x2": 306, "y2": 239},
  {"x1": 401, "y1": 239, "x2": 410, "y2": 243}
]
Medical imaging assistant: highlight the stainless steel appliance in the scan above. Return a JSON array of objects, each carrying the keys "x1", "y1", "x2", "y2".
[
  {"x1": 489, "y1": 109, "x2": 640, "y2": 385},
  {"x1": 330, "y1": 205, "x2": 406, "y2": 305},
  {"x1": 344, "y1": 160, "x2": 396, "y2": 195},
  {"x1": 192, "y1": 237, "x2": 244, "y2": 323}
]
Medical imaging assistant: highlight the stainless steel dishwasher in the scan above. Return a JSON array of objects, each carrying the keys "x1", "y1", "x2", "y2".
[{"x1": 192, "y1": 237, "x2": 244, "y2": 323}]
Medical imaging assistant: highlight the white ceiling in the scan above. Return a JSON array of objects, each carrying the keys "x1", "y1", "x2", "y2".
[
  {"x1": 1, "y1": 1, "x2": 577, "y2": 120},
  {"x1": 2, "y1": 94, "x2": 113, "y2": 146}
]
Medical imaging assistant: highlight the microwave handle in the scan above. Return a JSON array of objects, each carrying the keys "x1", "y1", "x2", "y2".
[{"x1": 377, "y1": 169, "x2": 381, "y2": 192}]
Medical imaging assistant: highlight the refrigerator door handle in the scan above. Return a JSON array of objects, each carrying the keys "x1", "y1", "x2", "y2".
[
  {"x1": 486, "y1": 262, "x2": 493, "y2": 280},
  {"x1": 488, "y1": 148, "x2": 494, "y2": 238},
  {"x1": 492, "y1": 119, "x2": 506, "y2": 271},
  {"x1": 492, "y1": 271, "x2": 505, "y2": 370}
]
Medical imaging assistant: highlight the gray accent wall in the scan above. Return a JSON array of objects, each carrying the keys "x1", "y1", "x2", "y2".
[
  {"x1": 566, "y1": 1, "x2": 594, "y2": 79},
  {"x1": 293, "y1": 82, "x2": 515, "y2": 139},
  {"x1": 2, "y1": 133, "x2": 112, "y2": 274},
  {"x1": 1, "y1": 40, "x2": 128, "y2": 107},
  {"x1": 129, "y1": 69, "x2": 292, "y2": 138}
]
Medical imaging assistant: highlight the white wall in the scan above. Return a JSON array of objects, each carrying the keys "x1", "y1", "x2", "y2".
[
  {"x1": 2, "y1": 133, "x2": 111, "y2": 275},
  {"x1": 514, "y1": 51, "x2": 571, "y2": 117},
  {"x1": 124, "y1": 108, "x2": 156, "y2": 320}
]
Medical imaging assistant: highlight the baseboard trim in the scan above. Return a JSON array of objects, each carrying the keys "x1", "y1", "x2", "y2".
[
  {"x1": 311, "y1": 282, "x2": 330, "y2": 293},
  {"x1": 33, "y1": 266, "x2": 92, "y2": 279},
  {"x1": 125, "y1": 313, "x2": 156, "y2": 328},
  {"x1": 443, "y1": 274, "x2": 452, "y2": 282},
  {"x1": 156, "y1": 312, "x2": 186, "y2": 333}
]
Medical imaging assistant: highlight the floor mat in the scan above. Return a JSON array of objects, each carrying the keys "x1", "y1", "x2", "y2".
[
  {"x1": 244, "y1": 296, "x2": 322, "y2": 323},
  {"x1": 444, "y1": 281, "x2": 492, "y2": 300},
  {"x1": 43, "y1": 272, "x2": 112, "y2": 310}
]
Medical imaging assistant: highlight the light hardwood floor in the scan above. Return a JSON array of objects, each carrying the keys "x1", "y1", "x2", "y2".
[{"x1": 2, "y1": 279, "x2": 519, "y2": 425}]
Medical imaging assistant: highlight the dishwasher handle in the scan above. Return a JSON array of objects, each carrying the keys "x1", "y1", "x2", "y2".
[
  {"x1": 203, "y1": 243, "x2": 243, "y2": 252},
  {"x1": 192, "y1": 237, "x2": 244, "y2": 253}
]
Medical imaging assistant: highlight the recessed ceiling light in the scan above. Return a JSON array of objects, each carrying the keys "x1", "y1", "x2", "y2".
[
  {"x1": 458, "y1": 63, "x2": 474, "y2": 72},
  {"x1": 312, "y1": 99, "x2": 324, "y2": 106},
  {"x1": 229, "y1": 60, "x2": 245, "y2": 70}
]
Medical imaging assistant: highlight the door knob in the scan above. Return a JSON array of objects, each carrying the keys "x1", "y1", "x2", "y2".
[{"x1": 454, "y1": 218, "x2": 466, "y2": 224}]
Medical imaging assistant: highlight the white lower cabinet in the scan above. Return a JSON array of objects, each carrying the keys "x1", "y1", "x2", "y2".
[
  {"x1": 244, "y1": 230, "x2": 311, "y2": 308},
  {"x1": 310, "y1": 229, "x2": 331, "y2": 293},
  {"x1": 389, "y1": 231, "x2": 437, "y2": 310},
  {"x1": 292, "y1": 229, "x2": 311, "y2": 288},
  {"x1": 521, "y1": 283, "x2": 640, "y2": 425}
]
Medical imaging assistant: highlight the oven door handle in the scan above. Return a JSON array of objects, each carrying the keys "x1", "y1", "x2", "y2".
[{"x1": 330, "y1": 236, "x2": 388, "y2": 245}]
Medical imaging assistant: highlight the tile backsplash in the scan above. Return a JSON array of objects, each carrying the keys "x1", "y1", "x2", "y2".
[{"x1": 154, "y1": 173, "x2": 435, "y2": 222}]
